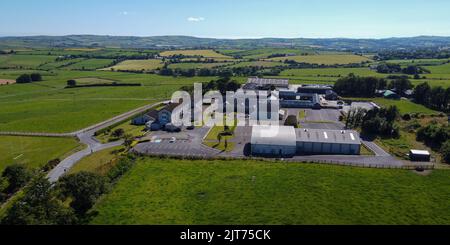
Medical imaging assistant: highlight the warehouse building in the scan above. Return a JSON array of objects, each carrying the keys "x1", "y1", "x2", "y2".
[
  {"x1": 296, "y1": 129, "x2": 361, "y2": 155},
  {"x1": 244, "y1": 77, "x2": 290, "y2": 89},
  {"x1": 251, "y1": 126, "x2": 362, "y2": 157},
  {"x1": 251, "y1": 126, "x2": 297, "y2": 157},
  {"x1": 279, "y1": 90, "x2": 321, "y2": 109}
]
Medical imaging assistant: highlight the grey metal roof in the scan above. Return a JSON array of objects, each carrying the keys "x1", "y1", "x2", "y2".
[
  {"x1": 251, "y1": 126, "x2": 297, "y2": 146},
  {"x1": 296, "y1": 129, "x2": 361, "y2": 145},
  {"x1": 247, "y1": 78, "x2": 289, "y2": 87}
]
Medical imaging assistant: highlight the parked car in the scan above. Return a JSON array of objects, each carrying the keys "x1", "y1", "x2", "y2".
[{"x1": 169, "y1": 137, "x2": 177, "y2": 143}]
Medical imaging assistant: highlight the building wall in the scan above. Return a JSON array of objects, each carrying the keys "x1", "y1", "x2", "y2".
[
  {"x1": 296, "y1": 141, "x2": 361, "y2": 155},
  {"x1": 251, "y1": 144, "x2": 297, "y2": 157}
]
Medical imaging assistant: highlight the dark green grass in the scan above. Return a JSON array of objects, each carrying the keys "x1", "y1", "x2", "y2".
[{"x1": 91, "y1": 158, "x2": 450, "y2": 225}]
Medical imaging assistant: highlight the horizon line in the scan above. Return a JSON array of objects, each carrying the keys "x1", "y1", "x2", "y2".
[{"x1": 1, "y1": 34, "x2": 450, "y2": 40}]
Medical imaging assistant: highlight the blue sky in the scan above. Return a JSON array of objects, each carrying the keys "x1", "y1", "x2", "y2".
[{"x1": 1, "y1": 0, "x2": 449, "y2": 38}]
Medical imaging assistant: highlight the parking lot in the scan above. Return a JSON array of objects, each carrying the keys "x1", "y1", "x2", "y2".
[{"x1": 134, "y1": 127, "x2": 221, "y2": 157}]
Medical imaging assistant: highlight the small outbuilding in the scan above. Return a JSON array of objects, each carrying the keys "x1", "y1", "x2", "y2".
[
  {"x1": 409, "y1": 149, "x2": 431, "y2": 162},
  {"x1": 251, "y1": 125, "x2": 297, "y2": 157}
]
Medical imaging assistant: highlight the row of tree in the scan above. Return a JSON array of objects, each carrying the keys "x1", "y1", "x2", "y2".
[
  {"x1": 1, "y1": 155, "x2": 137, "y2": 225},
  {"x1": 413, "y1": 82, "x2": 450, "y2": 112},
  {"x1": 416, "y1": 124, "x2": 450, "y2": 163},
  {"x1": 376, "y1": 63, "x2": 429, "y2": 75},
  {"x1": 16, "y1": 73, "x2": 43, "y2": 83},
  {"x1": 345, "y1": 106, "x2": 400, "y2": 138}
]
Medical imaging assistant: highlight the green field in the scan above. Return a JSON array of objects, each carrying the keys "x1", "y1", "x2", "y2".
[
  {"x1": 69, "y1": 146, "x2": 123, "y2": 176},
  {"x1": 0, "y1": 70, "x2": 215, "y2": 133},
  {"x1": 229, "y1": 61, "x2": 288, "y2": 68},
  {"x1": 268, "y1": 54, "x2": 371, "y2": 65},
  {"x1": 0, "y1": 54, "x2": 57, "y2": 69},
  {"x1": 160, "y1": 49, "x2": 230, "y2": 58},
  {"x1": 0, "y1": 136, "x2": 82, "y2": 172},
  {"x1": 280, "y1": 67, "x2": 382, "y2": 78},
  {"x1": 168, "y1": 62, "x2": 229, "y2": 69},
  {"x1": 65, "y1": 58, "x2": 114, "y2": 70},
  {"x1": 104, "y1": 59, "x2": 163, "y2": 71},
  {"x1": 91, "y1": 158, "x2": 450, "y2": 225},
  {"x1": 372, "y1": 98, "x2": 438, "y2": 115},
  {"x1": 218, "y1": 48, "x2": 316, "y2": 59}
]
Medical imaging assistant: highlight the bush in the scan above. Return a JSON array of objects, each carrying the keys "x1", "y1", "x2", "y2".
[
  {"x1": 284, "y1": 115, "x2": 299, "y2": 128},
  {"x1": 441, "y1": 140, "x2": 450, "y2": 163},
  {"x1": 41, "y1": 159, "x2": 61, "y2": 172},
  {"x1": 2, "y1": 164, "x2": 31, "y2": 194},
  {"x1": 67, "y1": 80, "x2": 77, "y2": 87},
  {"x1": 111, "y1": 128, "x2": 125, "y2": 138},
  {"x1": 16, "y1": 74, "x2": 32, "y2": 84},
  {"x1": 30, "y1": 73, "x2": 42, "y2": 82},
  {"x1": 57, "y1": 172, "x2": 109, "y2": 215},
  {"x1": 402, "y1": 113, "x2": 412, "y2": 121},
  {"x1": 107, "y1": 157, "x2": 135, "y2": 182}
]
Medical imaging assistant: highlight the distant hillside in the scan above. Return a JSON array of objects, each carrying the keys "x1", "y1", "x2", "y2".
[{"x1": 1, "y1": 35, "x2": 450, "y2": 51}]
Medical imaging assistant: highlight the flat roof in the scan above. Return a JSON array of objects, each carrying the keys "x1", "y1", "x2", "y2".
[
  {"x1": 247, "y1": 78, "x2": 289, "y2": 87},
  {"x1": 410, "y1": 149, "x2": 431, "y2": 156},
  {"x1": 296, "y1": 129, "x2": 361, "y2": 145},
  {"x1": 251, "y1": 125, "x2": 297, "y2": 146}
]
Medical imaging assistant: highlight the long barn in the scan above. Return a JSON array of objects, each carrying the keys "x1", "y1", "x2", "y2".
[{"x1": 251, "y1": 126, "x2": 361, "y2": 157}]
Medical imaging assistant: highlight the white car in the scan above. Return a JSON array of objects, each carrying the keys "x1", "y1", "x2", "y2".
[{"x1": 169, "y1": 137, "x2": 177, "y2": 143}]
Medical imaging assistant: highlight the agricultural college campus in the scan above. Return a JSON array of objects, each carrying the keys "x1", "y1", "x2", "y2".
[{"x1": 1, "y1": 1, "x2": 450, "y2": 228}]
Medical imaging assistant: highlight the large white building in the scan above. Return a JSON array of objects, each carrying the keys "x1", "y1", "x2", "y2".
[
  {"x1": 251, "y1": 126, "x2": 297, "y2": 157},
  {"x1": 251, "y1": 126, "x2": 361, "y2": 157}
]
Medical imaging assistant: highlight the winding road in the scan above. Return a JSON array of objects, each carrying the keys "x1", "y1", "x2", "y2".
[{"x1": 1, "y1": 101, "x2": 166, "y2": 182}]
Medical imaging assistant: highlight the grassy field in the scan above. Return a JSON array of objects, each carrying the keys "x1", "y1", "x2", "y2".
[
  {"x1": 69, "y1": 146, "x2": 124, "y2": 176},
  {"x1": 0, "y1": 136, "x2": 82, "y2": 172},
  {"x1": 65, "y1": 58, "x2": 114, "y2": 70},
  {"x1": 0, "y1": 54, "x2": 57, "y2": 69},
  {"x1": 104, "y1": 59, "x2": 163, "y2": 71},
  {"x1": 268, "y1": 54, "x2": 371, "y2": 65},
  {"x1": 0, "y1": 70, "x2": 215, "y2": 133},
  {"x1": 91, "y1": 157, "x2": 450, "y2": 225},
  {"x1": 160, "y1": 49, "x2": 230, "y2": 58},
  {"x1": 168, "y1": 62, "x2": 229, "y2": 69},
  {"x1": 372, "y1": 98, "x2": 438, "y2": 115},
  {"x1": 218, "y1": 48, "x2": 316, "y2": 59},
  {"x1": 280, "y1": 67, "x2": 382, "y2": 78},
  {"x1": 229, "y1": 61, "x2": 289, "y2": 68}
]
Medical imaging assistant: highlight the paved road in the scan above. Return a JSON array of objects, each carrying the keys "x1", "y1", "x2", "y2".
[{"x1": 47, "y1": 101, "x2": 166, "y2": 182}]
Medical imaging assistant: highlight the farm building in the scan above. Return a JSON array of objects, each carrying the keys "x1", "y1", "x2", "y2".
[
  {"x1": 251, "y1": 126, "x2": 297, "y2": 157},
  {"x1": 409, "y1": 149, "x2": 431, "y2": 162},
  {"x1": 383, "y1": 90, "x2": 401, "y2": 99},
  {"x1": 246, "y1": 77, "x2": 289, "y2": 89},
  {"x1": 296, "y1": 129, "x2": 361, "y2": 155},
  {"x1": 279, "y1": 90, "x2": 321, "y2": 109},
  {"x1": 251, "y1": 126, "x2": 362, "y2": 157}
]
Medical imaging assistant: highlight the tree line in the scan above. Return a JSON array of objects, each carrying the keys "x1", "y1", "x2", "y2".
[{"x1": 413, "y1": 82, "x2": 450, "y2": 112}]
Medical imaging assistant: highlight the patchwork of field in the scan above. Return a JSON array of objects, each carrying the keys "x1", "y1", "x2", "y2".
[
  {"x1": 268, "y1": 54, "x2": 371, "y2": 65},
  {"x1": 0, "y1": 136, "x2": 82, "y2": 172},
  {"x1": 0, "y1": 70, "x2": 215, "y2": 133},
  {"x1": 103, "y1": 59, "x2": 163, "y2": 71},
  {"x1": 91, "y1": 158, "x2": 450, "y2": 225},
  {"x1": 218, "y1": 48, "x2": 316, "y2": 59},
  {"x1": 160, "y1": 49, "x2": 231, "y2": 58}
]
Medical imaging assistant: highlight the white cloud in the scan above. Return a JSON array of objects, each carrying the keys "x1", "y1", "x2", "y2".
[
  {"x1": 119, "y1": 11, "x2": 129, "y2": 16},
  {"x1": 187, "y1": 17, "x2": 205, "y2": 22}
]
